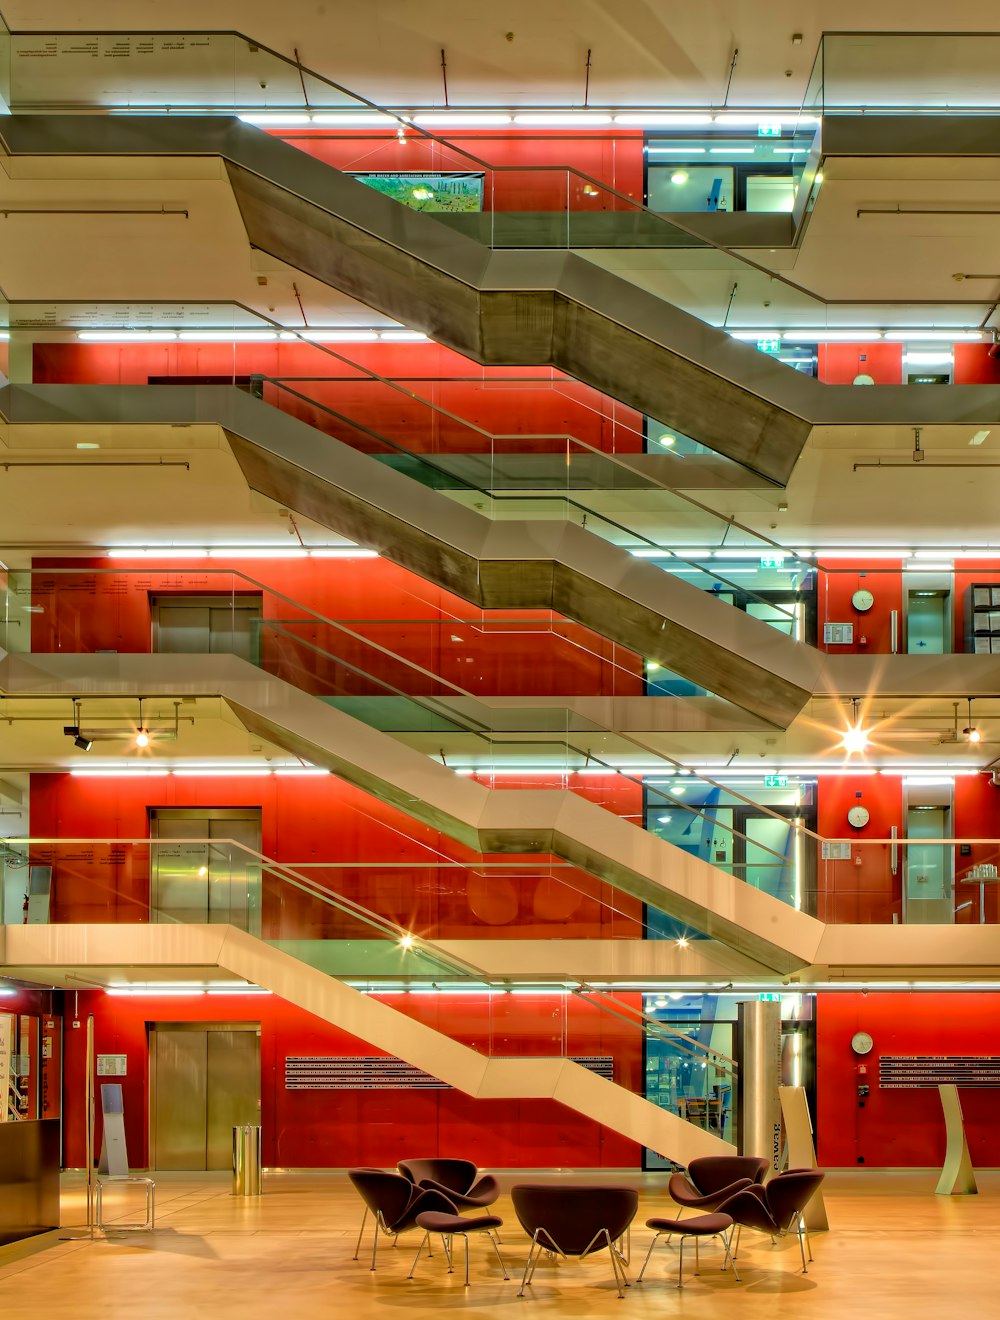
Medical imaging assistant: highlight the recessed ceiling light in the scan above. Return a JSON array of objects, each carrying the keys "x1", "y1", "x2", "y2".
[
  {"x1": 670, "y1": 171, "x2": 689, "y2": 184},
  {"x1": 970, "y1": 430, "x2": 991, "y2": 446},
  {"x1": 76, "y1": 442, "x2": 100, "y2": 450}
]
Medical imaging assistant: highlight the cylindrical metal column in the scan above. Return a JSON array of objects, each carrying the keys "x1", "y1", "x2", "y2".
[
  {"x1": 232, "y1": 1124, "x2": 262, "y2": 1197},
  {"x1": 737, "y1": 999, "x2": 783, "y2": 1172}
]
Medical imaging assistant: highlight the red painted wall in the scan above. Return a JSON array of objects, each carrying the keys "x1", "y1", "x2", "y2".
[
  {"x1": 29, "y1": 556, "x2": 643, "y2": 699},
  {"x1": 274, "y1": 129, "x2": 646, "y2": 212},
  {"x1": 31, "y1": 342, "x2": 645, "y2": 455},
  {"x1": 815, "y1": 775, "x2": 903, "y2": 924},
  {"x1": 62, "y1": 988, "x2": 644, "y2": 1171},
  {"x1": 816, "y1": 560, "x2": 905, "y2": 655},
  {"x1": 29, "y1": 771, "x2": 642, "y2": 939},
  {"x1": 954, "y1": 775, "x2": 1000, "y2": 923},
  {"x1": 817, "y1": 343, "x2": 903, "y2": 385},
  {"x1": 817, "y1": 992, "x2": 1000, "y2": 1167},
  {"x1": 954, "y1": 344, "x2": 1000, "y2": 385}
]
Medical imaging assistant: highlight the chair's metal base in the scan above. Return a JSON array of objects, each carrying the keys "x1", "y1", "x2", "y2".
[
  {"x1": 638, "y1": 1227, "x2": 740, "y2": 1289},
  {"x1": 518, "y1": 1227, "x2": 631, "y2": 1300},
  {"x1": 408, "y1": 1229, "x2": 508, "y2": 1287}
]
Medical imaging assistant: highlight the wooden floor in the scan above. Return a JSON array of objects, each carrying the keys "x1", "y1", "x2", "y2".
[{"x1": 1, "y1": 1168, "x2": 995, "y2": 1319}]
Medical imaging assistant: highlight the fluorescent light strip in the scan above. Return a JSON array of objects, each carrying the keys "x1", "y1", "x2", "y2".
[
  {"x1": 885, "y1": 331, "x2": 982, "y2": 342},
  {"x1": 106, "y1": 547, "x2": 377, "y2": 559},
  {"x1": 646, "y1": 146, "x2": 707, "y2": 155},
  {"x1": 781, "y1": 330, "x2": 884, "y2": 342},
  {"x1": 514, "y1": 113, "x2": 613, "y2": 127},
  {"x1": 817, "y1": 549, "x2": 912, "y2": 559},
  {"x1": 709, "y1": 147, "x2": 756, "y2": 154},
  {"x1": 238, "y1": 114, "x2": 315, "y2": 127},
  {"x1": 903, "y1": 352, "x2": 954, "y2": 367},
  {"x1": 286, "y1": 329, "x2": 380, "y2": 343},
  {"x1": 413, "y1": 113, "x2": 513, "y2": 127},
  {"x1": 617, "y1": 114, "x2": 714, "y2": 127},
  {"x1": 176, "y1": 331, "x2": 277, "y2": 342},
  {"x1": 77, "y1": 331, "x2": 178, "y2": 342}
]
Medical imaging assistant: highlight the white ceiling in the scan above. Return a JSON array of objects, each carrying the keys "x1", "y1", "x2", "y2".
[{"x1": 3, "y1": 1, "x2": 998, "y2": 108}]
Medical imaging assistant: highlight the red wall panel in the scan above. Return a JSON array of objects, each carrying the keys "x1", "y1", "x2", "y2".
[
  {"x1": 61, "y1": 989, "x2": 643, "y2": 1171},
  {"x1": 815, "y1": 775, "x2": 902, "y2": 924},
  {"x1": 953, "y1": 344, "x2": 1000, "y2": 385},
  {"x1": 30, "y1": 771, "x2": 642, "y2": 939},
  {"x1": 817, "y1": 343, "x2": 903, "y2": 385},
  {"x1": 816, "y1": 560, "x2": 904, "y2": 654},
  {"x1": 817, "y1": 992, "x2": 1000, "y2": 1167},
  {"x1": 273, "y1": 129, "x2": 646, "y2": 212},
  {"x1": 30, "y1": 556, "x2": 643, "y2": 699},
  {"x1": 30, "y1": 342, "x2": 645, "y2": 455}
]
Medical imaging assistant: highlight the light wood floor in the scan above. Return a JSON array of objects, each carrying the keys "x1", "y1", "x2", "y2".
[{"x1": 1, "y1": 1168, "x2": 995, "y2": 1320}]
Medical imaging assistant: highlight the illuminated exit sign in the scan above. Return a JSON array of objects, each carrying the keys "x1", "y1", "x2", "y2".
[
  {"x1": 758, "y1": 992, "x2": 782, "y2": 1002},
  {"x1": 758, "y1": 122, "x2": 782, "y2": 137},
  {"x1": 756, "y1": 337, "x2": 781, "y2": 354},
  {"x1": 763, "y1": 775, "x2": 789, "y2": 789}
]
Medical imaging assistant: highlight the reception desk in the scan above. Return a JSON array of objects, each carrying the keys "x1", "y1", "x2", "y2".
[{"x1": 0, "y1": 1119, "x2": 60, "y2": 1245}]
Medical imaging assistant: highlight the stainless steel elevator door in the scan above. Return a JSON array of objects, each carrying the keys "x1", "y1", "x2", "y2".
[
  {"x1": 151, "y1": 595, "x2": 261, "y2": 663},
  {"x1": 151, "y1": 1025, "x2": 261, "y2": 1171},
  {"x1": 149, "y1": 809, "x2": 262, "y2": 934}
]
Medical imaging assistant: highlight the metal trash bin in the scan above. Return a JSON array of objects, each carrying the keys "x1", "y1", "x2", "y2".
[{"x1": 232, "y1": 1124, "x2": 262, "y2": 1197}]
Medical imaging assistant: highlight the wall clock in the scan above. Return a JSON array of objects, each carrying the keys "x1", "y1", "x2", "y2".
[
  {"x1": 852, "y1": 589, "x2": 875, "y2": 612},
  {"x1": 847, "y1": 805, "x2": 870, "y2": 829}
]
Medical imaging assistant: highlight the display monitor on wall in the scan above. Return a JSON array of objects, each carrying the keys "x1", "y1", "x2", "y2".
[{"x1": 350, "y1": 172, "x2": 484, "y2": 212}]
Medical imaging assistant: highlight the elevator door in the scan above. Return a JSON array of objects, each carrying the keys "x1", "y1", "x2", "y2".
[
  {"x1": 151, "y1": 594, "x2": 262, "y2": 663},
  {"x1": 151, "y1": 1025, "x2": 261, "y2": 1171},
  {"x1": 150, "y1": 808, "x2": 262, "y2": 934}
]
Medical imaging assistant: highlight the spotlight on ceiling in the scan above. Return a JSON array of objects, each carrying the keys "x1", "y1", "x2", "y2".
[
  {"x1": 135, "y1": 696, "x2": 150, "y2": 748},
  {"x1": 840, "y1": 697, "x2": 870, "y2": 755},
  {"x1": 64, "y1": 699, "x2": 93, "y2": 751}
]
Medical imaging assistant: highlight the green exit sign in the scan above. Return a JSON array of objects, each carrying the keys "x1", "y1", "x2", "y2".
[
  {"x1": 759, "y1": 992, "x2": 782, "y2": 1002},
  {"x1": 759, "y1": 555, "x2": 785, "y2": 569},
  {"x1": 758, "y1": 122, "x2": 782, "y2": 137},
  {"x1": 756, "y1": 337, "x2": 781, "y2": 354},
  {"x1": 764, "y1": 774, "x2": 789, "y2": 789}
]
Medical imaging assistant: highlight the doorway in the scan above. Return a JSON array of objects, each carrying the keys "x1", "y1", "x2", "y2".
[
  {"x1": 904, "y1": 803, "x2": 954, "y2": 924},
  {"x1": 151, "y1": 594, "x2": 262, "y2": 663},
  {"x1": 149, "y1": 1023, "x2": 260, "y2": 1170},
  {"x1": 907, "y1": 589, "x2": 951, "y2": 654},
  {"x1": 149, "y1": 808, "x2": 263, "y2": 933}
]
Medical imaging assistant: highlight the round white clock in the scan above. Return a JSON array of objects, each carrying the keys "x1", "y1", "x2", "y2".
[
  {"x1": 851, "y1": 1031, "x2": 874, "y2": 1056},
  {"x1": 852, "y1": 589, "x2": 875, "y2": 612},
  {"x1": 847, "y1": 805, "x2": 870, "y2": 829}
]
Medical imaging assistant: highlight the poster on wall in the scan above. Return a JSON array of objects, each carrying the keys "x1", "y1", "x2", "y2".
[
  {"x1": 0, "y1": 1013, "x2": 12, "y2": 1122},
  {"x1": 349, "y1": 172, "x2": 484, "y2": 213}
]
